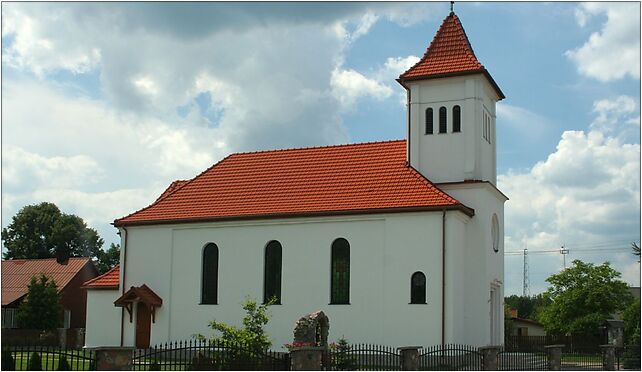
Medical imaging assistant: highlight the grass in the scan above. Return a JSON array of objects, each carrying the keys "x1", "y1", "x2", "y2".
[
  {"x1": 8, "y1": 349, "x2": 94, "y2": 371},
  {"x1": 561, "y1": 353, "x2": 602, "y2": 363}
]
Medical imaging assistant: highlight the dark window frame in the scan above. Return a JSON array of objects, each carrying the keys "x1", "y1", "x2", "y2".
[
  {"x1": 425, "y1": 108, "x2": 433, "y2": 134},
  {"x1": 330, "y1": 238, "x2": 350, "y2": 305},
  {"x1": 264, "y1": 240, "x2": 283, "y2": 305},
  {"x1": 453, "y1": 105, "x2": 461, "y2": 133},
  {"x1": 439, "y1": 106, "x2": 447, "y2": 133},
  {"x1": 201, "y1": 243, "x2": 219, "y2": 305},
  {"x1": 410, "y1": 271, "x2": 427, "y2": 304}
]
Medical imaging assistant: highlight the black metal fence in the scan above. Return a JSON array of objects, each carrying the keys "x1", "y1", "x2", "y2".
[
  {"x1": 131, "y1": 339, "x2": 289, "y2": 371},
  {"x1": 560, "y1": 347, "x2": 604, "y2": 371},
  {"x1": 326, "y1": 343, "x2": 400, "y2": 371},
  {"x1": 418, "y1": 344, "x2": 482, "y2": 371},
  {"x1": 504, "y1": 335, "x2": 605, "y2": 353},
  {"x1": 616, "y1": 345, "x2": 641, "y2": 370},
  {"x1": 1, "y1": 344, "x2": 96, "y2": 371},
  {"x1": 498, "y1": 347, "x2": 548, "y2": 370}
]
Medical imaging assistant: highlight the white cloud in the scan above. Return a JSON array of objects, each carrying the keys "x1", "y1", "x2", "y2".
[
  {"x1": 500, "y1": 96, "x2": 641, "y2": 293},
  {"x1": 566, "y1": 2, "x2": 640, "y2": 81},
  {"x1": 2, "y1": 146, "x2": 105, "y2": 191},
  {"x1": 331, "y1": 55, "x2": 419, "y2": 110},
  {"x1": 331, "y1": 68, "x2": 393, "y2": 110}
]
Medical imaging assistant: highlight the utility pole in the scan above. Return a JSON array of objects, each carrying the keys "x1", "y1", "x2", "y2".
[
  {"x1": 560, "y1": 245, "x2": 569, "y2": 269},
  {"x1": 523, "y1": 244, "x2": 529, "y2": 297}
]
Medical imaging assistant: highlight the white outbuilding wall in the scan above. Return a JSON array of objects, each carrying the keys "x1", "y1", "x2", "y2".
[
  {"x1": 101, "y1": 209, "x2": 500, "y2": 350},
  {"x1": 85, "y1": 289, "x2": 121, "y2": 347}
]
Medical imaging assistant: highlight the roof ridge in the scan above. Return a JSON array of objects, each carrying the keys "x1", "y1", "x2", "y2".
[
  {"x1": 2, "y1": 257, "x2": 90, "y2": 262},
  {"x1": 230, "y1": 139, "x2": 406, "y2": 157}
]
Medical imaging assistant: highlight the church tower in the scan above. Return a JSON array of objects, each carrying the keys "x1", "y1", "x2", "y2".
[{"x1": 398, "y1": 10, "x2": 504, "y2": 185}]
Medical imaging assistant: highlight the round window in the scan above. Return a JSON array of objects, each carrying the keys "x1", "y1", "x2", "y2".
[{"x1": 491, "y1": 214, "x2": 500, "y2": 253}]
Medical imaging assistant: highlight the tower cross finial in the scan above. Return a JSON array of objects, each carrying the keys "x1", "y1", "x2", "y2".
[{"x1": 450, "y1": 1, "x2": 454, "y2": 14}]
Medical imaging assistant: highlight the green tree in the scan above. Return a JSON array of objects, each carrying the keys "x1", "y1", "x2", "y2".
[
  {"x1": 538, "y1": 260, "x2": 633, "y2": 336},
  {"x1": 632, "y1": 242, "x2": 640, "y2": 262},
  {"x1": 56, "y1": 355, "x2": 71, "y2": 371},
  {"x1": 16, "y1": 275, "x2": 62, "y2": 330},
  {"x1": 95, "y1": 243, "x2": 120, "y2": 274},
  {"x1": 622, "y1": 298, "x2": 641, "y2": 344},
  {"x1": 1, "y1": 202, "x2": 117, "y2": 273},
  {"x1": 504, "y1": 294, "x2": 551, "y2": 320},
  {"x1": 504, "y1": 304, "x2": 514, "y2": 336}
]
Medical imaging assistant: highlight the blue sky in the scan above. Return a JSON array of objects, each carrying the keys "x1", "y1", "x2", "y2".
[{"x1": 2, "y1": 2, "x2": 640, "y2": 295}]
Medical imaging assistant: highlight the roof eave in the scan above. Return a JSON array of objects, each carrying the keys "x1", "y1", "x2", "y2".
[
  {"x1": 114, "y1": 204, "x2": 475, "y2": 228},
  {"x1": 398, "y1": 69, "x2": 505, "y2": 100}
]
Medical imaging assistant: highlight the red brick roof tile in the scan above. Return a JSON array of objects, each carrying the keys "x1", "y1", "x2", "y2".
[
  {"x1": 399, "y1": 12, "x2": 504, "y2": 99},
  {"x1": 2, "y1": 258, "x2": 94, "y2": 306},
  {"x1": 83, "y1": 265, "x2": 119, "y2": 290},
  {"x1": 115, "y1": 140, "x2": 472, "y2": 226}
]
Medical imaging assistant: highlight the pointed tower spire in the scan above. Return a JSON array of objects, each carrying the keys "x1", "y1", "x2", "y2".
[{"x1": 399, "y1": 12, "x2": 504, "y2": 99}]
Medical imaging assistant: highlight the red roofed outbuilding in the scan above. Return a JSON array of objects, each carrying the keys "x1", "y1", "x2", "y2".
[{"x1": 2, "y1": 258, "x2": 98, "y2": 329}]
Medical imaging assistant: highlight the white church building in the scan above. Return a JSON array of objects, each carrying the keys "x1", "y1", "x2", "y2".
[{"x1": 84, "y1": 10, "x2": 507, "y2": 350}]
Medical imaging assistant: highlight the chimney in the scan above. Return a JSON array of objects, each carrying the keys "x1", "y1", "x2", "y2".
[{"x1": 510, "y1": 308, "x2": 518, "y2": 318}]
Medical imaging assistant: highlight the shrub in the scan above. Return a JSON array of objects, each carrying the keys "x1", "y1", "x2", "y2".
[
  {"x1": 1, "y1": 350, "x2": 15, "y2": 370},
  {"x1": 56, "y1": 355, "x2": 71, "y2": 371},
  {"x1": 27, "y1": 352, "x2": 42, "y2": 371},
  {"x1": 331, "y1": 337, "x2": 355, "y2": 370}
]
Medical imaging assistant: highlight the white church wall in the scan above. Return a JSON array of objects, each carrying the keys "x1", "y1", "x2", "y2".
[
  {"x1": 117, "y1": 211, "x2": 464, "y2": 350},
  {"x1": 408, "y1": 74, "x2": 499, "y2": 185},
  {"x1": 439, "y1": 182, "x2": 506, "y2": 346},
  {"x1": 85, "y1": 289, "x2": 121, "y2": 347}
]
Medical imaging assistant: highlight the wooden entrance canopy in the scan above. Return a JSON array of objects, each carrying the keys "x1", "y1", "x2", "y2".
[{"x1": 114, "y1": 284, "x2": 162, "y2": 323}]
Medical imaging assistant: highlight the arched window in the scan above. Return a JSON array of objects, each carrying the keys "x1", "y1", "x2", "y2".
[
  {"x1": 201, "y1": 243, "x2": 219, "y2": 304},
  {"x1": 331, "y1": 238, "x2": 350, "y2": 304},
  {"x1": 264, "y1": 240, "x2": 282, "y2": 304},
  {"x1": 439, "y1": 106, "x2": 447, "y2": 133},
  {"x1": 453, "y1": 105, "x2": 461, "y2": 133},
  {"x1": 410, "y1": 271, "x2": 426, "y2": 304},
  {"x1": 425, "y1": 108, "x2": 433, "y2": 134},
  {"x1": 491, "y1": 214, "x2": 500, "y2": 253}
]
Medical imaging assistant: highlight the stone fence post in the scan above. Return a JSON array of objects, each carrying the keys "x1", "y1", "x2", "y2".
[
  {"x1": 544, "y1": 344, "x2": 564, "y2": 371},
  {"x1": 398, "y1": 346, "x2": 421, "y2": 370},
  {"x1": 600, "y1": 345, "x2": 616, "y2": 371},
  {"x1": 478, "y1": 345, "x2": 500, "y2": 370},
  {"x1": 289, "y1": 346, "x2": 325, "y2": 370},
  {"x1": 94, "y1": 347, "x2": 134, "y2": 371}
]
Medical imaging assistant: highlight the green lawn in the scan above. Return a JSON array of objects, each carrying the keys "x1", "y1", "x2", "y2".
[{"x1": 7, "y1": 350, "x2": 94, "y2": 371}]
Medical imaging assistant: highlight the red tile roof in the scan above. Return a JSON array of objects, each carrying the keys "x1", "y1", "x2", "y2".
[
  {"x1": 115, "y1": 140, "x2": 472, "y2": 226},
  {"x1": 155, "y1": 180, "x2": 189, "y2": 203},
  {"x1": 83, "y1": 265, "x2": 119, "y2": 290},
  {"x1": 2, "y1": 258, "x2": 94, "y2": 306},
  {"x1": 399, "y1": 12, "x2": 504, "y2": 99}
]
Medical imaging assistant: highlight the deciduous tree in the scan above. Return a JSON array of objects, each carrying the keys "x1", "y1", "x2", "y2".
[{"x1": 538, "y1": 260, "x2": 633, "y2": 336}]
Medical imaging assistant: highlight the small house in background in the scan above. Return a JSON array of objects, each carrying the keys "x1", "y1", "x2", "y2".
[
  {"x1": 509, "y1": 308, "x2": 546, "y2": 337},
  {"x1": 1, "y1": 257, "x2": 98, "y2": 329}
]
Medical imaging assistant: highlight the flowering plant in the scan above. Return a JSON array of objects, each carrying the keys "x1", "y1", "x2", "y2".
[{"x1": 283, "y1": 341, "x2": 317, "y2": 349}]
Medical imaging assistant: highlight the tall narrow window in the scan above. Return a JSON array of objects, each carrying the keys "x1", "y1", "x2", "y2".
[
  {"x1": 331, "y1": 238, "x2": 350, "y2": 304},
  {"x1": 453, "y1": 105, "x2": 461, "y2": 133},
  {"x1": 410, "y1": 271, "x2": 426, "y2": 304},
  {"x1": 201, "y1": 243, "x2": 219, "y2": 304},
  {"x1": 439, "y1": 106, "x2": 447, "y2": 133},
  {"x1": 264, "y1": 240, "x2": 282, "y2": 304},
  {"x1": 425, "y1": 108, "x2": 433, "y2": 134}
]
